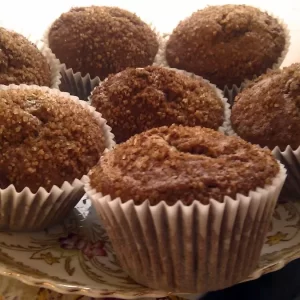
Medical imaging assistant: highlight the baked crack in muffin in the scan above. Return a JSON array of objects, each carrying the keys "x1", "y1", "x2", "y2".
[{"x1": 90, "y1": 125, "x2": 279, "y2": 205}]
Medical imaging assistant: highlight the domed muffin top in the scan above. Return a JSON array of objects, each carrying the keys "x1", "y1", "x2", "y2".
[
  {"x1": 90, "y1": 125, "x2": 279, "y2": 205},
  {"x1": 0, "y1": 27, "x2": 51, "y2": 86},
  {"x1": 48, "y1": 6, "x2": 159, "y2": 80},
  {"x1": 166, "y1": 5, "x2": 286, "y2": 88},
  {"x1": 91, "y1": 66, "x2": 225, "y2": 143},
  {"x1": 231, "y1": 63, "x2": 300, "y2": 150},
  {"x1": 0, "y1": 88, "x2": 106, "y2": 192}
]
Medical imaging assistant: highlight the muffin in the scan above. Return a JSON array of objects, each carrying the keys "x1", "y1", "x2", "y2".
[
  {"x1": 0, "y1": 85, "x2": 114, "y2": 231},
  {"x1": 231, "y1": 63, "x2": 300, "y2": 196},
  {"x1": 48, "y1": 6, "x2": 159, "y2": 81},
  {"x1": 231, "y1": 63, "x2": 300, "y2": 150},
  {"x1": 91, "y1": 66, "x2": 228, "y2": 143},
  {"x1": 165, "y1": 5, "x2": 287, "y2": 88},
  {"x1": 86, "y1": 125, "x2": 286, "y2": 293},
  {"x1": 0, "y1": 27, "x2": 52, "y2": 86}
]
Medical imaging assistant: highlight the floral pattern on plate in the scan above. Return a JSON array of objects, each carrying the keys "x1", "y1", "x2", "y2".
[{"x1": 0, "y1": 196, "x2": 299, "y2": 298}]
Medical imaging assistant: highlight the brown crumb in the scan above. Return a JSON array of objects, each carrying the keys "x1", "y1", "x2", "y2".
[
  {"x1": 231, "y1": 63, "x2": 300, "y2": 150},
  {"x1": 0, "y1": 89, "x2": 106, "y2": 192},
  {"x1": 0, "y1": 27, "x2": 51, "y2": 86},
  {"x1": 48, "y1": 6, "x2": 159, "y2": 80},
  {"x1": 166, "y1": 5, "x2": 286, "y2": 88},
  {"x1": 90, "y1": 125, "x2": 279, "y2": 205},
  {"x1": 91, "y1": 66, "x2": 224, "y2": 143}
]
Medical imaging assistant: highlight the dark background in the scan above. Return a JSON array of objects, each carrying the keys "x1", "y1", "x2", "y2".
[{"x1": 201, "y1": 259, "x2": 300, "y2": 300}]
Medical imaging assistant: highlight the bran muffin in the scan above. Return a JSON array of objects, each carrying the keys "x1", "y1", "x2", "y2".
[
  {"x1": 90, "y1": 125, "x2": 279, "y2": 205},
  {"x1": 48, "y1": 6, "x2": 159, "y2": 80},
  {"x1": 165, "y1": 5, "x2": 287, "y2": 88},
  {"x1": 231, "y1": 63, "x2": 300, "y2": 150},
  {"x1": 0, "y1": 27, "x2": 51, "y2": 86},
  {"x1": 0, "y1": 88, "x2": 106, "y2": 192},
  {"x1": 91, "y1": 66, "x2": 226, "y2": 143},
  {"x1": 86, "y1": 125, "x2": 285, "y2": 292}
]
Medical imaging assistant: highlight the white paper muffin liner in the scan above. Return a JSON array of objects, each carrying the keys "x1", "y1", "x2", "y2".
[
  {"x1": 37, "y1": 42, "x2": 63, "y2": 90},
  {"x1": 155, "y1": 12, "x2": 290, "y2": 106},
  {"x1": 229, "y1": 125, "x2": 300, "y2": 198},
  {"x1": 42, "y1": 23, "x2": 163, "y2": 99},
  {"x1": 85, "y1": 162, "x2": 286, "y2": 293},
  {"x1": 0, "y1": 84, "x2": 115, "y2": 231},
  {"x1": 88, "y1": 66, "x2": 233, "y2": 136}
]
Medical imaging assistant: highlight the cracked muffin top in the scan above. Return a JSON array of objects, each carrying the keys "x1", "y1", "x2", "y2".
[
  {"x1": 89, "y1": 125, "x2": 279, "y2": 205},
  {"x1": 91, "y1": 66, "x2": 225, "y2": 143},
  {"x1": 166, "y1": 5, "x2": 286, "y2": 88},
  {"x1": 0, "y1": 27, "x2": 51, "y2": 86},
  {"x1": 48, "y1": 6, "x2": 159, "y2": 80},
  {"x1": 0, "y1": 89, "x2": 106, "y2": 192},
  {"x1": 231, "y1": 63, "x2": 300, "y2": 150}
]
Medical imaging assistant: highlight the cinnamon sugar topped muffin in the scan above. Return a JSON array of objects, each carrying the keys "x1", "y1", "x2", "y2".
[
  {"x1": 0, "y1": 27, "x2": 51, "y2": 86},
  {"x1": 231, "y1": 63, "x2": 300, "y2": 150},
  {"x1": 0, "y1": 89, "x2": 106, "y2": 192},
  {"x1": 166, "y1": 5, "x2": 286, "y2": 88},
  {"x1": 91, "y1": 66, "x2": 225, "y2": 143},
  {"x1": 89, "y1": 125, "x2": 279, "y2": 205},
  {"x1": 48, "y1": 6, "x2": 159, "y2": 80}
]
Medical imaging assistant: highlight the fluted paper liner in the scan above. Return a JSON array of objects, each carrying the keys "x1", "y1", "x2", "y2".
[
  {"x1": 42, "y1": 24, "x2": 163, "y2": 99},
  {"x1": 0, "y1": 84, "x2": 115, "y2": 231},
  {"x1": 38, "y1": 43, "x2": 63, "y2": 89},
  {"x1": 88, "y1": 66, "x2": 234, "y2": 136},
  {"x1": 229, "y1": 126, "x2": 300, "y2": 197},
  {"x1": 155, "y1": 13, "x2": 290, "y2": 106},
  {"x1": 85, "y1": 164, "x2": 286, "y2": 293},
  {"x1": 272, "y1": 146, "x2": 300, "y2": 196},
  {"x1": 59, "y1": 67, "x2": 101, "y2": 101}
]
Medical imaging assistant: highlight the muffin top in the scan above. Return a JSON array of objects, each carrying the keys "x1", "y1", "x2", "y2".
[
  {"x1": 91, "y1": 66, "x2": 224, "y2": 143},
  {"x1": 48, "y1": 6, "x2": 159, "y2": 80},
  {"x1": 166, "y1": 5, "x2": 286, "y2": 88},
  {"x1": 89, "y1": 125, "x2": 279, "y2": 205},
  {"x1": 0, "y1": 27, "x2": 51, "y2": 86},
  {"x1": 231, "y1": 63, "x2": 300, "y2": 150},
  {"x1": 0, "y1": 89, "x2": 106, "y2": 192}
]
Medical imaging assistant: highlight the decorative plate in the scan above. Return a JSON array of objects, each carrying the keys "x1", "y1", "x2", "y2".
[
  {"x1": 0, "y1": 195, "x2": 299, "y2": 299},
  {"x1": 0, "y1": 275, "x2": 188, "y2": 300}
]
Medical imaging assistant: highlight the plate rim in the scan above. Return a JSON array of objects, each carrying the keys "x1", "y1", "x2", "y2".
[
  {"x1": 0, "y1": 266, "x2": 169, "y2": 299},
  {"x1": 0, "y1": 245, "x2": 299, "y2": 299}
]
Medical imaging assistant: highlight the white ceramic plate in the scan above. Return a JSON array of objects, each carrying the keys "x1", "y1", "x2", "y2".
[{"x1": 0, "y1": 195, "x2": 299, "y2": 299}]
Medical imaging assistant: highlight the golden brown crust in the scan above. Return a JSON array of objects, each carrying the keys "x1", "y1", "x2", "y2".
[
  {"x1": 48, "y1": 6, "x2": 159, "y2": 80},
  {"x1": 166, "y1": 5, "x2": 286, "y2": 88},
  {"x1": 0, "y1": 28, "x2": 51, "y2": 86},
  {"x1": 231, "y1": 63, "x2": 300, "y2": 150},
  {"x1": 0, "y1": 89, "x2": 106, "y2": 192},
  {"x1": 90, "y1": 125, "x2": 279, "y2": 205},
  {"x1": 91, "y1": 66, "x2": 224, "y2": 143}
]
